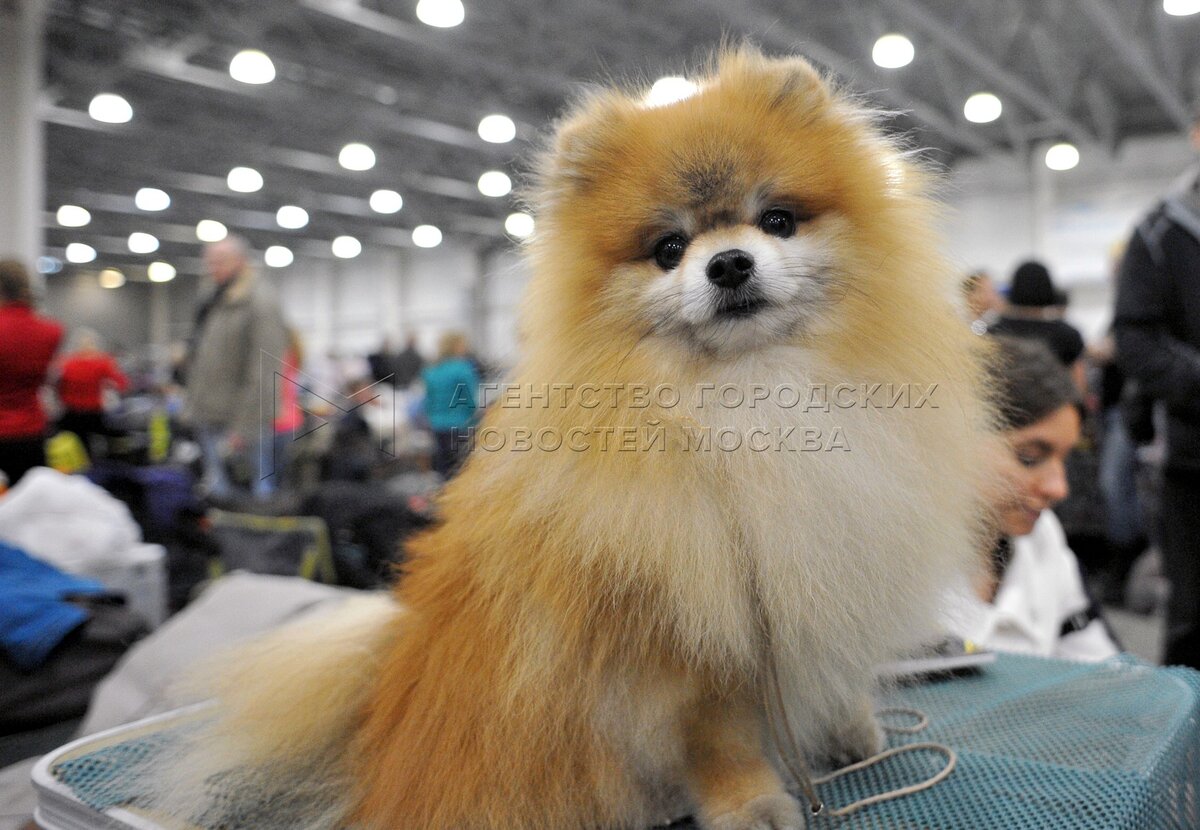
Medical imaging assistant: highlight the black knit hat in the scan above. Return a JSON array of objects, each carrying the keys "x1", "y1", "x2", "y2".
[{"x1": 1008, "y1": 261, "x2": 1057, "y2": 308}]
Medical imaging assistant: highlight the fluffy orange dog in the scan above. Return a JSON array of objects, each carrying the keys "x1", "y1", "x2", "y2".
[{"x1": 150, "y1": 49, "x2": 991, "y2": 830}]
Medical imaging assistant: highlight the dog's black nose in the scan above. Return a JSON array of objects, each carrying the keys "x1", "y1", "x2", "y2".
[{"x1": 706, "y1": 249, "x2": 755, "y2": 289}]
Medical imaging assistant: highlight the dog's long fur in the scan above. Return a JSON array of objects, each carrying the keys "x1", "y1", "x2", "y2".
[{"x1": 146, "y1": 50, "x2": 992, "y2": 830}]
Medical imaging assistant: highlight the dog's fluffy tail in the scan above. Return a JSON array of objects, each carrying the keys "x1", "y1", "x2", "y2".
[{"x1": 139, "y1": 593, "x2": 402, "y2": 829}]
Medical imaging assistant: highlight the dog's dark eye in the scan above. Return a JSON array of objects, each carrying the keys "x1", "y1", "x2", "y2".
[
  {"x1": 759, "y1": 209, "x2": 796, "y2": 238},
  {"x1": 653, "y1": 234, "x2": 688, "y2": 270}
]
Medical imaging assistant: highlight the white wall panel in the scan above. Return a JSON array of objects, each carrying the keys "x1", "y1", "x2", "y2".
[
  {"x1": 941, "y1": 134, "x2": 1198, "y2": 342},
  {"x1": 274, "y1": 244, "x2": 484, "y2": 364},
  {"x1": 481, "y1": 247, "x2": 532, "y2": 368},
  {"x1": 39, "y1": 134, "x2": 1199, "y2": 365}
]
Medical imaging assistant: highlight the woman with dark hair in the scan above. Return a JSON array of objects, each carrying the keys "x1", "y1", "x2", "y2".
[
  {"x1": 945, "y1": 337, "x2": 1119, "y2": 661},
  {"x1": 0, "y1": 259, "x2": 64, "y2": 484}
]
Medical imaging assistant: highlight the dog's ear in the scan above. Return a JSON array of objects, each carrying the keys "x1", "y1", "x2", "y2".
[
  {"x1": 766, "y1": 57, "x2": 831, "y2": 115},
  {"x1": 533, "y1": 89, "x2": 634, "y2": 209},
  {"x1": 714, "y1": 48, "x2": 831, "y2": 121}
]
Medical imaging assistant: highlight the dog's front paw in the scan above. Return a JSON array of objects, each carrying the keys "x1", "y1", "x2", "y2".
[
  {"x1": 705, "y1": 792, "x2": 806, "y2": 830},
  {"x1": 824, "y1": 708, "x2": 885, "y2": 768}
]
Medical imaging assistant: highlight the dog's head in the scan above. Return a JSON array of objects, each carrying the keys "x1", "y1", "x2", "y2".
[{"x1": 527, "y1": 48, "x2": 932, "y2": 363}]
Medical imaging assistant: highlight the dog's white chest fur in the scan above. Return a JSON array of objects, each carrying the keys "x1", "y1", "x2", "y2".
[{"x1": 680, "y1": 349, "x2": 974, "y2": 703}]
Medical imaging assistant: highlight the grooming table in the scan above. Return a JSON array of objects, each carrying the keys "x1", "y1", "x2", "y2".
[{"x1": 33, "y1": 654, "x2": 1200, "y2": 829}]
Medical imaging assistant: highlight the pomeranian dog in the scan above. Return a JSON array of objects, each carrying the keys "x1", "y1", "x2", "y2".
[{"x1": 147, "y1": 48, "x2": 991, "y2": 830}]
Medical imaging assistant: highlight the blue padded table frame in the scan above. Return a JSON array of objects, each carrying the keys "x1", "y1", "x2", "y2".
[{"x1": 33, "y1": 654, "x2": 1200, "y2": 830}]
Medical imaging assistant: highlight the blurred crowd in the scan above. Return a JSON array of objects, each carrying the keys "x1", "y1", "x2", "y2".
[
  {"x1": 0, "y1": 122, "x2": 1198, "y2": 674},
  {"x1": 0, "y1": 238, "x2": 487, "y2": 503},
  {"x1": 957, "y1": 127, "x2": 1200, "y2": 669}
]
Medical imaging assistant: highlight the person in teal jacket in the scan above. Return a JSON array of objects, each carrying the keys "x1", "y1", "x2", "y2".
[{"x1": 421, "y1": 332, "x2": 479, "y2": 477}]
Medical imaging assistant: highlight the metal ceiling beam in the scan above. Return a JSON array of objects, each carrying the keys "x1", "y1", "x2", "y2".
[
  {"x1": 41, "y1": 104, "x2": 504, "y2": 211},
  {"x1": 1072, "y1": 0, "x2": 1193, "y2": 132},
  {"x1": 985, "y1": 0, "x2": 1028, "y2": 64},
  {"x1": 41, "y1": 149, "x2": 510, "y2": 239},
  {"x1": 298, "y1": 0, "x2": 578, "y2": 96},
  {"x1": 43, "y1": 195, "x2": 504, "y2": 250},
  {"x1": 124, "y1": 43, "x2": 253, "y2": 97},
  {"x1": 45, "y1": 5, "x2": 534, "y2": 158},
  {"x1": 1150, "y1": 6, "x2": 1187, "y2": 92},
  {"x1": 998, "y1": 109, "x2": 1030, "y2": 159},
  {"x1": 1083, "y1": 80, "x2": 1119, "y2": 151},
  {"x1": 927, "y1": 48, "x2": 967, "y2": 115},
  {"x1": 117, "y1": 43, "x2": 516, "y2": 155},
  {"x1": 689, "y1": 0, "x2": 1001, "y2": 157},
  {"x1": 795, "y1": 41, "x2": 1001, "y2": 157},
  {"x1": 879, "y1": 0, "x2": 1098, "y2": 145},
  {"x1": 39, "y1": 244, "x2": 207, "y2": 280},
  {"x1": 831, "y1": 0, "x2": 1005, "y2": 158},
  {"x1": 44, "y1": 213, "x2": 216, "y2": 246},
  {"x1": 298, "y1": 0, "x2": 427, "y2": 45},
  {"x1": 1027, "y1": 23, "x2": 1082, "y2": 112}
]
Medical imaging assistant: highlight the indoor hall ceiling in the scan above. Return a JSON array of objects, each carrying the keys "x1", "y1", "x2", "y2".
[{"x1": 39, "y1": 0, "x2": 1200, "y2": 280}]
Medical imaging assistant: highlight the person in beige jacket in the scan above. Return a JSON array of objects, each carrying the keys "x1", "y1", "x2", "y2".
[{"x1": 186, "y1": 235, "x2": 288, "y2": 500}]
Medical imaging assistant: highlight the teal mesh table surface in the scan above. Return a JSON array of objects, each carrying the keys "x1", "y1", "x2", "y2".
[{"x1": 40, "y1": 654, "x2": 1200, "y2": 829}]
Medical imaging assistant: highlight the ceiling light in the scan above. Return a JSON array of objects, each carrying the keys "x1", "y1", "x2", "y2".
[
  {"x1": 148, "y1": 261, "x2": 177, "y2": 282},
  {"x1": 963, "y1": 92, "x2": 1002, "y2": 124},
  {"x1": 505, "y1": 212, "x2": 534, "y2": 238},
  {"x1": 331, "y1": 235, "x2": 362, "y2": 258},
  {"x1": 478, "y1": 114, "x2": 516, "y2": 143},
  {"x1": 128, "y1": 232, "x2": 159, "y2": 254},
  {"x1": 872, "y1": 34, "x2": 915, "y2": 69},
  {"x1": 646, "y1": 77, "x2": 699, "y2": 107},
  {"x1": 56, "y1": 205, "x2": 91, "y2": 227},
  {"x1": 369, "y1": 189, "x2": 403, "y2": 214},
  {"x1": 1163, "y1": 0, "x2": 1200, "y2": 15},
  {"x1": 477, "y1": 170, "x2": 512, "y2": 197},
  {"x1": 65, "y1": 243, "x2": 96, "y2": 264},
  {"x1": 1045, "y1": 142, "x2": 1080, "y2": 171},
  {"x1": 412, "y1": 225, "x2": 442, "y2": 248},
  {"x1": 98, "y1": 268, "x2": 125, "y2": 289},
  {"x1": 229, "y1": 49, "x2": 276, "y2": 84},
  {"x1": 196, "y1": 220, "x2": 228, "y2": 242},
  {"x1": 338, "y1": 143, "x2": 376, "y2": 171},
  {"x1": 374, "y1": 85, "x2": 399, "y2": 105},
  {"x1": 276, "y1": 205, "x2": 309, "y2": 229},
  {"x1": 134, "y1": 187, "x2": 170, "y2": 211},
  {"x1": 88, "y1": 93, "x2": 132, "y2": 124},
  {"x1": 37, "y1": 257, "x2": 62, "y2": 275},
  {"x1": 264, "y1": 245, "x2": 294, "y2": 268},
  {"x1": 415, "y1": 0, "x2": 464, "y2": 28},
  {"x1": 227, "y1": 166, "x2": 263, "y2": 193}
]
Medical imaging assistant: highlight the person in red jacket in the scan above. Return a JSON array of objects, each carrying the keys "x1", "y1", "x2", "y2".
[
  {"x1": 0, "y1": 259, "x2": 64, "y2": 483},
  {"x1": 55, "y1": 328, "x2": 129, "y2": 455}
]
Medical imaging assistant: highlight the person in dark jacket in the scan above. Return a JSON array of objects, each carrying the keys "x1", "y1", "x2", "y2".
[
  {"x1": 368, "y1": 336, "x2": 425, "y2": 389},
  {"x1": 0, "y1": 259, "x2": 64, "y2": 484},
  {"x1": 1114, "y1": 133, "x2": 1200, "y2": 667},
  {"x1": 367, "y1": 338, "x2": 397, "y2": 386},
  {"x1": 989, "y1": 261, "x2": 1086, "y2": 391},
  {"x1": 392, "y1": 335, "x2": 425, "y2": 389}
]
